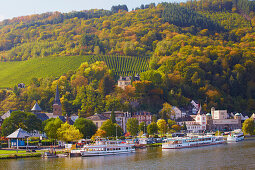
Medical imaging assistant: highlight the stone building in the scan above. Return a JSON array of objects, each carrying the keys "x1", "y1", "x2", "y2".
[
  {"x1": 132, "y1": 111, "x2": 153, "y2": 125},
  {"x1": 117, "y1": 76, "x2": 132, "y2": 89},
  {"x1": 184, "y1": 113, "x2": 207, "y2": 133},
  {"x1": 86, "y1": 113, "x2": 109, "y2": 128},
  {"x1": 206, "y1": 107, "x2": 241, "y2": 131}
]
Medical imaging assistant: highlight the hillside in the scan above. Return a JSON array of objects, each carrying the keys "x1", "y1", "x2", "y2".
[
  {"x1": 0, "y1": 0, "x2": 255, "y2": 114},
  {"x1": 0, "y1": 55, "x2": 148, "y2": 88}
]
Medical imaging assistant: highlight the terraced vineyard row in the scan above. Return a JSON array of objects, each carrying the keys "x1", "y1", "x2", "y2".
[{"x1": 88, "y1": 55, "x2": 149, "y2": 77}]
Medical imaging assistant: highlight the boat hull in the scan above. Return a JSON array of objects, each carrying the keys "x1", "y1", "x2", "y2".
[
  {"x1": 81, "y1": 149, "x2": 135, "y2": 157},
  {"x1": 162, "y1": 141, "x2": 225, "y2": 149}
]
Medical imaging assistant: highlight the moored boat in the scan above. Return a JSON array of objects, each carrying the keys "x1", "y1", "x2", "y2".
[
  {"x1": 227, "y1": 129, "x2": 244, "y2": 142},
  {"x1": 80, "y1": 140, "x2": 135, "y2": 157},
  {"x1": 162, "y1": 135, "x2": 225, "y2": 149}
]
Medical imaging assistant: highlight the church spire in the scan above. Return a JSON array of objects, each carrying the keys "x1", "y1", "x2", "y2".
[{"x1": 54, "y1": 84, "x2": 61, "y2": 105}]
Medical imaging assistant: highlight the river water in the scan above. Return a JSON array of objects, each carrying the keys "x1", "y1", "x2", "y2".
[{"x1": 1, "y1": 140, "x2": 255, "y2": 170}]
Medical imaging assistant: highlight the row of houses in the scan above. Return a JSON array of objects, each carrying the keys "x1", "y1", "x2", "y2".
[{"x1": 0, "y1": 76, "x2": 252, "y2": 136}]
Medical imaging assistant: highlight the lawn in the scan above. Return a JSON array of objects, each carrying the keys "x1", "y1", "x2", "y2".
[{"x1": 0, "y1": 150, "x2": 26, "y2": 155}]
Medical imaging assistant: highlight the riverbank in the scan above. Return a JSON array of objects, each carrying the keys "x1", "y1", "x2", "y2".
[
  {"x1": 0, "y1": 152, "x2": 42, "y2": 159},
  {"x1": 0, "y1": 149, "x2": 65, "y2": 159}
]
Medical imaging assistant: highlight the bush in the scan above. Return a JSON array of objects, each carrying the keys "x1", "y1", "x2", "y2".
[{"x1": 0, "y1": 143, "x2": 8, "y2": 148}]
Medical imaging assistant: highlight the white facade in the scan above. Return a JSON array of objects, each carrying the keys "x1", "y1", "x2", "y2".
[
  {"x1": 171, "y1": 106, "x2": 182, "y2": 119},
  {"x1": 185, "y1": 114, "x2": 206, "y2": 133},
  {"x1": 211, "y1": 107, "x2": 228, "y2": 119}
]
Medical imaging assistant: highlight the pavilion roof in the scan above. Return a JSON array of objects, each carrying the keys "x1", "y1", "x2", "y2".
[{"x1": 7, "y1": 128, "x2": 31, "y2": 139}]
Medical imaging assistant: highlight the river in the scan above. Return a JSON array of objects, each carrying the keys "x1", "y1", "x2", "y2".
[{"x1": 1, "y1": 140, "x2": 255, "y2": 169}]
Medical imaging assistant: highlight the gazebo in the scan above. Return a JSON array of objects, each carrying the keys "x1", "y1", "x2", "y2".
[{"x1": 6, "y1": 128, "x2": 31, "y2": 149}]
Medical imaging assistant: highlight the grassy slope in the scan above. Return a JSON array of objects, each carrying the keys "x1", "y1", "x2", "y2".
[{"x1": 0, "y1": 55, "x2": 149, "y2": 88}]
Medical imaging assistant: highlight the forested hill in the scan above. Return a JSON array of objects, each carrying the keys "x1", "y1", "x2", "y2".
[
  {"x1": 1, "y1": 0, "x2": 255, "y2": 115},
  {"x1": 0, "y1": 0, "x2": 254, "y2": 61}
]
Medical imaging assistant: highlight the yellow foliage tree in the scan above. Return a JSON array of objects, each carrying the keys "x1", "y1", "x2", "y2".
[{"x1": 57, "y1": 123, "x2": 83, "y2": 143}]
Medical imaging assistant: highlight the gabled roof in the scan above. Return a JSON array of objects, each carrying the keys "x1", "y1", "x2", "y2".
[
  {"x1": 86, "y1": 114, "x2": 109, "y2": 121},
  {"x1": 1, "y1": 110, "x2": 16, "y2": 120},
  {"x1": 7, "y1": 128, "x2": 31, "y2": 139},
  {"x1": 31, "y1": 102, "x2": 42, "y2": 112},
  {"x1": 118, "y1": 76, "x2": 132, "y2": 81},
  {"x1": 34, "y1": 113, "x2": 49, "y2": 121}
]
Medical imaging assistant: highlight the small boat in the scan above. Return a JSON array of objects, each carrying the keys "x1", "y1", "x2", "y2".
[
  {"x1": 162, "y1": 135, "x2": 225, "y2": 149},
  {"x1": 42, "y1": 152, "x2": 58, "y2": 158},
  {"x1": 227, "y1": 129, "x2": 244, "y2": 142},
  {"x1": 80, "y1": 140, "x2": 135, "y2": 157}
]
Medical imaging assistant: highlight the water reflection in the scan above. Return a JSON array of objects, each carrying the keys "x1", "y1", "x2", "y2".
[{"x1": 1, "y1": 140, "x2": 255, "y2": 169}]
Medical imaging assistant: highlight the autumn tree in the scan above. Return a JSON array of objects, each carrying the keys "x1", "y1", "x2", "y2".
[
  {"x1": 242, "y1": 118, "x2": 255, "y2": 135},
  {"x1": 157, "y1": 119, "x2": 167, "y2": 135},
  {"x1": 57, "y1": 123, "x2": 83, "y2": 143}
]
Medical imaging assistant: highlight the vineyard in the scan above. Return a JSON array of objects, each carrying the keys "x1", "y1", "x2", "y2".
[
  {"x1": 87, "y1": 55, "x2": 149, "y2": 78},
  {"x1": 0, "y1": 55, "x2": 149, "y2": 88}
]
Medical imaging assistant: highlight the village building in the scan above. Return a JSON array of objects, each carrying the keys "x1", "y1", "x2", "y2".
[
  {"x1": 184, "y1": 113, "x2": 207, "y2": 133},
  {"x1": 117, "y1": 76, "x2": 132, "y2": 89},
  {"x1": 171, "y1": 106, "x2": 185, "y2": 119},
  {"x1": 31, "y1": 85, "x2": 73, "y2": 124},
  {"x1": 206, "y1": 107, "x2": 241, "y2": 131},
  {"x1": 132, "y1": 111, "x2": 152, "y2": 125},
  {"x1": 17, "y1": 83, "x2": 25, "y2": 88},
  {"x1": 102, "y1": 111, "x2": 131, "y2": 133},
  {"x1": 86, "y1": 113, "x2": 109, "y2": 128}
]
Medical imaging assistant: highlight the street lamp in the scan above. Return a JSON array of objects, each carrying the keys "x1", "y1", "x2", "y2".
[
  {"x1": 116, "y1": 124, "x2": 117, "y2": 140},
  {"x1": 144, "y1": 123, "x2": 146, "y2": 135}
]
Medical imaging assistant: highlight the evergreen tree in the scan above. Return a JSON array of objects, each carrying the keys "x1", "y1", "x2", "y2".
[{"x1": 110, "y1": 110, "x2": 116, "y2": 123}]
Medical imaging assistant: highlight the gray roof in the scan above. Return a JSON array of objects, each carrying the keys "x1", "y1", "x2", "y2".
[
  {"x1": 7, "y1": 128, "x2": 31, "y2": 139},
  {"x1": 34, "y1": 113, "x2": 49, "y2": 121},
  {"x1": 31, "y1": 102, "x2": 42, "y2": 112},
  {"x1": 1, "y1": 110, "x2": 16, "y2": 120},
  {"x1": 87, "y1": 114, "x2": 109, "y2": 121}
]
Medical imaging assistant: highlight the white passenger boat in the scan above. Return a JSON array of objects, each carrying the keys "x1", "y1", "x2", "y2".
[
  {"x1": 80, "y1": 140, "x2": 135, "y2": 157},
  {"x1": 162, "y1": 135, "x2": 225, "y2": 149},
  {"x1": 227, "y1": 129, "x2": 244, "y2": 142}
]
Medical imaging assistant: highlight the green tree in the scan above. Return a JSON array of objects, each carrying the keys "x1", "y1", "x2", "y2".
[
  {"x1": 242, "y1": 118, "x2": 255, "y2": 135},
  {"x1": 147, "y1": 122, "x2": 158, "y2": 135},
  {"x1": 138, "y1": 122, "x2": 147, "y2": 133},
  {"x1": 182, "y1": 122, "x2": 187, "y2": 130},
  {"x1": 74, "y1": 118, "x2": 97, "y2": 139},
  {"x1": 126, "y1": 118, "x2": 139, "y2": 136},
  {"x1": 44, "y1": 118, "x2": 63, "y2": 140},
  {"x1": 57, "y1": 123, "x2": 83, "y2": 143},
  {"x1": 110, "y1": 110, "x2": 116, "y2": 123},
  {"x1": 100, "y1": 120, "x2": 122, "y2": 137},
  {"x1": 1, "y1": 111, "x2": 42, "y2": 136},
  {"x1": 157, "y1": 119, "x2": 167, "y2": 135}
]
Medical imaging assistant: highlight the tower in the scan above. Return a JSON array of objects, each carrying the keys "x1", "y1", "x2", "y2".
[
  {"x1": 53, "y1": 84, "x2": 62, "y2": 116},
  {"x1": 211, "y1": 107, "x2": 215, "y2": 119}
]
